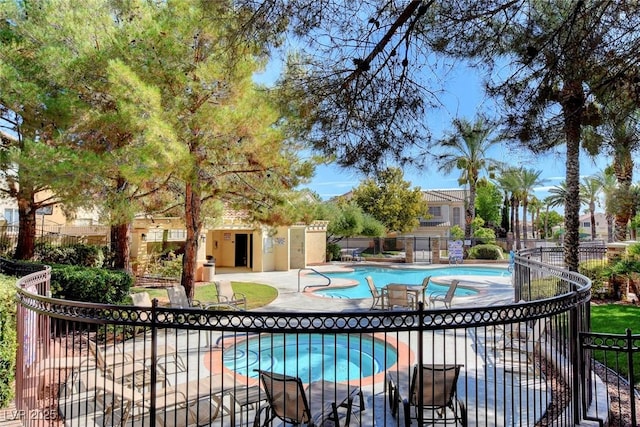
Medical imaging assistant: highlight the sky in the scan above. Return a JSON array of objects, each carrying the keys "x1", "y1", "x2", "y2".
[{"x1": 296, "y1": 67, "x2": 612, "y2": 204}]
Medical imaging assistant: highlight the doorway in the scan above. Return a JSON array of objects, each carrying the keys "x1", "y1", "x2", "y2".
[{"x1": 235, "y1": 234, "x2": 249, "y2": 267}]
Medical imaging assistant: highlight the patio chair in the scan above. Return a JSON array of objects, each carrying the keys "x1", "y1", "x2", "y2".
[
  {"x1": 386, "y1": 284, "x2": 417, "y2": 309},
  {"x1": 254, "y1": 370, "x2": 363, "y2": 427},
  {"x1": 429, "y1": 280, "x2": 460, "y2": 309},
  {"x1": 418, "y1": 276, "x2": 432, "y2": 305},
  {"x1": 393, "y1": 364, "x2": 465, "y2": 426},
  {"x1": 214, "y1": 279, "x2": 247, "y2": 310},
  {"x1": 366, "y1": 276, "x2": 387, "y2": 309},
  {"x1": 131, "y1": 291, "x2": 152, "y2": 307},
  {"x1": 167, "y1": 285, "x2": 225, "y2": 310}
]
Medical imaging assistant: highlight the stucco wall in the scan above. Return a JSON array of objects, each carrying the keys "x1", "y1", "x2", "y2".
[{"x1": 305, "y1": 228, "x2": 327, "y2": 265}]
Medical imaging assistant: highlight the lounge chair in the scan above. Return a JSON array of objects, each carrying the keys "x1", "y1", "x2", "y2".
[
  {"x1": 72, "y1": 367, "x2": 233, "y2": 427},
  {"x1": 388, "y1": 364, "x2": 465, "y2": 426},
  {"x1": 366, "y1": 276, "x2": 387, "y2": 310},
  {"x1": 86, "y1": 338, "x2": 186, "y2": 384},
  {"x1": 492, "y1": 318, "x2": 548, "y2": 375},
  {"x1": 429, "y1": 280, "x2": 459, "y2": 309},
  {"x1": 385, "y1": 284, "x2": 417, "y2": 309},
  {"x1": 254, "y1": 370, "x2": 363, "y2": 427},
  {"x1": 214, "y1": 279, "x2": 247, "y2": 310}
]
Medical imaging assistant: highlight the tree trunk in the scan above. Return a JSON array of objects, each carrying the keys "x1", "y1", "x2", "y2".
[
  {"x1": 465, "y1": 184, "x2": 476, "y2": 239},
  {"x1": 514, "y1": 200, "x2": 521, "y2": 250},
  {"x1": 14, "y1": 191, "x2": 36, "y2": 260},
  {"x1": 589, "y1": 202, "x2": 596, "y2": 241},
  {"x1": 561, "y1": 82, "x2": 584, "y2": 272},
  {"x1": 613, "y1": 141, "x2": 634, "y2": 241},
  {"x1": 606, "y1": 214, "x2": 613, "y2": 242},
  {"x1": 521, "y1": 200, "x2": 528, "y2": 248},
  {"x1": 182, "y1": 182, "x2": 202, "y2": 300},
  {"x1": 110, "y1": 223, "x2": 131, "y2": 272}
]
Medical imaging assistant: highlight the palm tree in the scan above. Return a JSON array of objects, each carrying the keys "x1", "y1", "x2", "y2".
[
  {"x1": 435, "y1": 116, "x2": 502, "y2": 238},
  {"x1": 517, "y1": 168, "x2": 544, "y2": 247},
  {"x1": 494, "y1": 167, "x2": 521, "y2": 248},
  {"x1": 580, "y1": 176, "x2": 603, "y2": 241},
  {"x1": 596, "y1": 170, "x2": 617, "y2": 242},
  {"x1": 527, "y1": 196, "x2": 543, "y2": 239}
]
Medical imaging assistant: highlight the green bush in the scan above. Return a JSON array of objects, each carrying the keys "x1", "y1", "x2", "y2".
[
  {"x1": 0, "y1": 274, "x2": 17, "y2": 407},
  {"x1": 50, "y1": 265, "x2": 133, "y2": 304},
  {"x1": 146, "y1": 254, "x2": 183, "y2": 278},
  {"x1": 579, "y1": 260, "x2": 610, "y2": 297},
  {"x1": 35, "y1": 243, "x2": 106, "y2": 268},
  {"x1": 467, "y1": 244, "x2": 503, "y2": 260},
  {"x1": 326, "y1": 243, "x2": 341, "y2": 261}
]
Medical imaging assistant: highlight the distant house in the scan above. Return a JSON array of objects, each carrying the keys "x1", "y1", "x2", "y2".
[
  {"x1": 413, "y1": 189, "x2": 467, "y2": 238},
  {"x1": 579, "y1": 212, "x2": 608, "y2": 240}
]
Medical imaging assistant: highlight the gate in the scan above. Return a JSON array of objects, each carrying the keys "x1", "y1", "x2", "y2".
[{"x1": 580, "y1": 329, "x2": 640, "y2": 426}]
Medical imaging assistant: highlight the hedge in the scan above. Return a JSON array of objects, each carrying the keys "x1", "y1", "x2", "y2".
[
  {"x1": 50, "y1": 265, "x2": 133, "y2": 304},
  {"x1": 0, "y1": 274, "x2": 16, "y2": 407},
  {"x1": 467, "y1": 244, "x2": 503, "y2": 260}
]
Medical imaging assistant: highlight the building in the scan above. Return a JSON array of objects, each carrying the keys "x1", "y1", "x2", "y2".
[{"x1": 413, "y1": 189, "x2": 466, "y2": 238}]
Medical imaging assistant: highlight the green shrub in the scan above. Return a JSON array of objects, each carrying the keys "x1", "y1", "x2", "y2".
[
  {"x1": 579, "y1": 260, "x2": 610, "y2": 297},
  {"x1": 0, "y1": 274, "x2": 17, "y2": 407},
  {"x1": 467, "y1": 244, "x2": 503, "y2": 260},
  {"x1": 146, "y1": 254, "x2": 183, "y2": 278},
  {"x1": 50, "y1": 265, "x2": 133, "y2": 304},
  {"x1": 35, "y1": 243, "x2": 106, "y2": 268},
  {"x1": 326, "y1": 243, "x2": 341, "y2": 261}
]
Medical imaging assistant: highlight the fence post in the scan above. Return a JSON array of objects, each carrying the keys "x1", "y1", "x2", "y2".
[
  {"x1": 570, "y1": 302, "x2": 580, "y2": 424},
  {"x1": 150, "y1": 299, "x2": 158, "y2": 427},
  {"x1": 627, "y1": 328, "x2": 637, "y2": 427},
  {"x1": 417, "y1": 302, "x2": 424, "y2": 424}
]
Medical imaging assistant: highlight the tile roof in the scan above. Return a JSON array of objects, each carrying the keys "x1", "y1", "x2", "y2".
[{"x1": 422, "y1": 189, "x2": 467, "y2": 203}]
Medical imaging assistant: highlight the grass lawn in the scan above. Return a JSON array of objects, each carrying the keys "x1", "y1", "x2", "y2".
[
  {"x1": 131, "y1": 281, "x2": 278, "y2": 310},
  {"x1": 590, "y1": 303, "x2": 640, "y2": 385}
]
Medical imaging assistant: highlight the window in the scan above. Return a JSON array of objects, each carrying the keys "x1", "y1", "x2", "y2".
[
  {"x1": 4, "y1": 208, "x2": 18, "y2": 225},
  {"x1": 453, "y1": 207, "x2": 461, "y2": 226},
  {"x1": 582, "y1": 222, "x2": 590, "y2": 228},
  {"x1": 428, "y1": 206, "x2": 442, "y2": 217}
]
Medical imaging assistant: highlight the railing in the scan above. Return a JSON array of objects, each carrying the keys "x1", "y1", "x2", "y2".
[
  {"x1": 298, "y1": 267, "x2": 331, "y2": 292},
  {"x1": 580, "y1": 329, "x2": 640, "y2": 426},
  {"x1": 10, "y1": 251, "x2": 607, "y2": 426}
]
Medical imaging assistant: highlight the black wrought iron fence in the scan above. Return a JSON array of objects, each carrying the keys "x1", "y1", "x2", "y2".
[
  {"x1": 9, "y1": 255, "x2": 607, "y2": 427},
  {"x1": 580, "y1": 329, "x2": 640, "y2": 427}
]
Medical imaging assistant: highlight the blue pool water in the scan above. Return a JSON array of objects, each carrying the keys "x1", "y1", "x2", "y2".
[
  {"x1": 312, "y1": 266, "x2": 510, "y2": 299},
  {"x1": 223, "y1": 333, "x2": 398, "y2": 383}
]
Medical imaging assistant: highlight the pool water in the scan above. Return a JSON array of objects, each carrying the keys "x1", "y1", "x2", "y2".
[
  {"x1": 312, "y1": 266, "x2": 509, "y2": 299},
  {"x1": 223, "y1": 333, "x2": 398, "y2": 383}
]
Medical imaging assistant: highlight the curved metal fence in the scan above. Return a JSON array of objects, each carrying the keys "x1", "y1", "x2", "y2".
[{"x1": 10, "y1": 253, "x2": 599, "y2": 426}]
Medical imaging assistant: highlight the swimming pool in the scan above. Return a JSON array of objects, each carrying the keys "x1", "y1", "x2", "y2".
[
  {"x1": 222, "y1": 333, "x2": 398, "y2": 383},
  {"x1": 312, "y1": 265, "x2": 509, "y2": 299}
]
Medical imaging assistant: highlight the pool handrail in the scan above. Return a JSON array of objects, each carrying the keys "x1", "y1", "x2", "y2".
[{"x1": 298, "y1": 267, "x2": 332, "y2": 292}]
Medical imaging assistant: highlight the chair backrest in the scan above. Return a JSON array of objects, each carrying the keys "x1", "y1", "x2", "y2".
[
  {"x1": 258, "y1": 370, "x2": 311, "y2": 424},
  {"x1": 386, "y1": 284, "x2": 411, "y2": 308},
  {"x1": 86, "y1": 339, "x2": 108, "y2": 372},
  {"x1": 443, "y1": 280, "x2": 459, "y2": 302},
  {"x1": 131, "y1": 292, "x2": 152, "y2": 307},
  {"x1": 167, "y1": 286, "x2": 191, "y2": 308},
  {"x1": 215, "y1": 280, "x2": 234, "y2": 299},
  {"x1": 420, "y1": 276, "x2": 431, "y2": 302},
  {"x1": 410, "y1": 364, "x2": 461, "y2": 408},
  {"x1": 366, "y1": 276, "x2": 380, "y2": 298}
]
